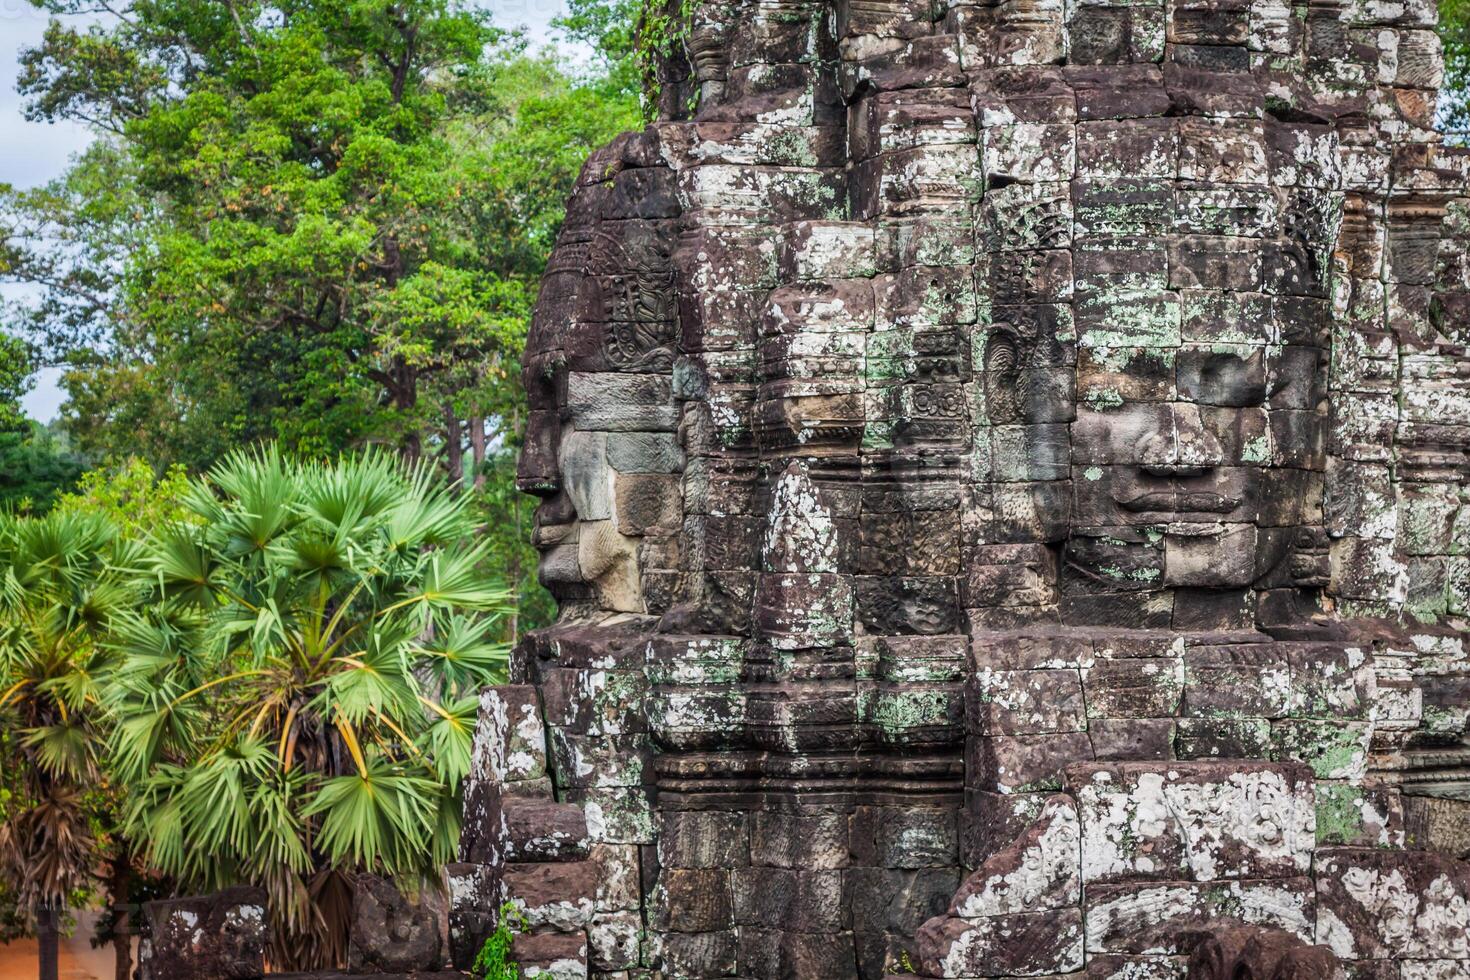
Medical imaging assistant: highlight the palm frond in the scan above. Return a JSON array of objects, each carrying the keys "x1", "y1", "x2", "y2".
[
  {"x1": 21, "y1": 722, "x2": 97, "y2": 781},
  {"x1": 414, "y1": 614, "x2": 509, "y2": 692},
  {"x1": 305, "y1": 761, "x2": 442, "y2": 874},
  {"x1": 418, "y1": 695, "x2": 478, "y2": 792}
]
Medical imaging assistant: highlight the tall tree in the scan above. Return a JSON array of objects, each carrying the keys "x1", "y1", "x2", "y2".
[
  {"x1": 552, "y1": 0, "x2": 642, "y2": 97},
  {"x1": 0, "y1": 423, "x2": 87, "y2": 515},
  {"x1": 0, "y1": 510, "x2": 132, "y2": 980},
  {"x1": 5, "y1": 4, "x2": 637, "y2": 637},
  {"x1": 0, "y1": 334, "x2": 86, "y2": 513},
  {"x1": 0, "y1": 334, "x2": 36, "y2": 436},
  {"x1": 5, "y1": 4, "x2": 635, "y2": 476}
]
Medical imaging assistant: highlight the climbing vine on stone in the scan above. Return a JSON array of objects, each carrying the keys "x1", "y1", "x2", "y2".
[{"x1": 636, "y1": 0, "x2": 697, "y2": 120}]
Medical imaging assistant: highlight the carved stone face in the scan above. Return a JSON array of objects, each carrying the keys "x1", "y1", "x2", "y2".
[
  {"x1": 487, "y1": 5, "x2": 1470, "y2": 978},
  {"x1": 1053, "y1": 115, "x2": 1338, "y2": 603},
  {"x1": 518, "y1": 0, "x2": 1464, "y2": 650},
  {"x1": 517, "y1": 181, "x2": 682, "y2": 617}
]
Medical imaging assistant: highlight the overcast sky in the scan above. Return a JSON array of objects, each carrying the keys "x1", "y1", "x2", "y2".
[{"x1": 2, "y1": 0, "x2": 570, "y2": 422}]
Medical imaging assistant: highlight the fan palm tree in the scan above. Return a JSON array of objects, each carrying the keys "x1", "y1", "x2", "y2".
[
  {"x1": 107, "y1": 445, "x2": 511, "y2": 970},
  {"x1": 0, "y1": 510, "x2": 135, "y2": 980}
]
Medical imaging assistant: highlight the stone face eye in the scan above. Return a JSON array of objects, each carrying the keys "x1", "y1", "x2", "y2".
[{"x1": 1177, "y1": 347, "x2": 1268, "y2": 407}]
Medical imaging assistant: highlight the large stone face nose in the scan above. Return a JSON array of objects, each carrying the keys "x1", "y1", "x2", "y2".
[{"x1": 1136, "y1": 404, "x2": 1224, "y2": 477}]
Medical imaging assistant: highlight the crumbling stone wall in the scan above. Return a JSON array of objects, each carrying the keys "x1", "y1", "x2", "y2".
[{"x1": 458, "y1": 0, "x2": 1470, "y2": 975}]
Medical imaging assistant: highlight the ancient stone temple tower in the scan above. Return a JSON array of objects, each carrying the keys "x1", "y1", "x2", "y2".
[{"x1": 456, "y1": 0, "x2": 1470, "y2": 976}]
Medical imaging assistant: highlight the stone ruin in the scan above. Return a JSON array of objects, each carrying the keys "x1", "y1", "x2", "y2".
[
  {"x1": 135, "y1": 0, "x2": 1470, "y2": 974},
  {"x1": 453, "y1": 0, "x2": 1470, "y2": 975}
]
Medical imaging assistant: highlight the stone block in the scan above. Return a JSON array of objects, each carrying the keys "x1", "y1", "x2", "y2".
[
  {"x1": 1085, "y1": 954, "x2": 1187, "y2": 980},
  {"x1": 503, "y1": 861, "x2": 597, "y2": 932},
  {"x1": 1066, "y1": 761, "x2": 1315, "y2": 883},
  {"x1": 658, "y1": 868, "x2": 732, "y2": 932},
  {"x1": 546, "y1": 730, "x2": 650, "y2": 790},
  {"x1": 732, "y1": 867, "x2": 849, "y2": 930},
  {"x1": 605, "y1": 431, "x2": 684, "y2": 473},
  {"x1": 851, "y1": 805, "x2": 959, "y2": 868},
  {"x1": 968, "y1": 668, "x2": 1086, "y2": 735},
  {"x1": 778, "y1": 220, "x2": 878, "y2": 280},
  {"x1": 658, "y1": 810, "x2": 748, "y2": 869},
  {"x1": 1182, "y1": 644, "x2": 1291, "y2": 719},
  {"x1": 502, "y1": 800, "x2": 591, "y2": 862},
  {"x1": 972, "y1": 732, "x2": 1096, "y2": 794},
  {"x1": 961, "y1": 791, "x2": 1053, "y2": 868},
  {"x1": 850, "y1": 867, "x2": 962, "y2": 934},
  {"x1": 447, "y1": 863, "x2": 498, "y2": 970},
  {"x1": 589, "y1": 842, "x2": 642, "y2": 912},
  {"x1": 1269, "y1": 719, "x2": 1370, "y2": 780},
  {"x1": 568, "y1": 786, "x2": 655, "y2": 844},
  {"x1": 916, "y1": 908, "x2": 1085, "y2": 978},
  {"x1": 751, "y1": 809, "x2": 851, "y2": 869},
  {"x1": 566, "y1": 372, "x2": 676, "y2": 431},
  {"x1": 1174, "y1": 716, "x2": 1271, "y2": 759},
  {"x1": 1404, "y1": 795, "x2": 1470, "y2": 858},
  {"x1": 347, "y1": 875, "x2": 445, "y2": 973},
  {"x1": 1089, "y1": 718, "x2": 1174, "y2": 761},
  {"x1": 588, "y1": 909, "x2": 641, "y2": 971},
  {"x1": 510, "y1": 929, "x2": 588, "y2": 979},
  {"x1": 141, "y1": 887, "x2": 268, "y2": 980},
  {"x1": 1185, "y1": 926, "x2": 1341, "y2": 980},
  {"x1": 1314, "y1": 848, "x2": 1470, "y2": 960},
  {"x1": 1084, "y1": 878, "x2": 1315, "y2": 954},
  {"x1": 1315, "y1": 782, "x2": 1403, "y2": 848},
  {"x1": 740, "y1": 928, "x2": 860, "y2": 980},
  {"x1": 658, "y1": 929, "x2": 738, "y2": 977},
  {"x1": 949, "y1": 795, "x2": 1080, "y2": 917},
  {"x1": 469, "y1": 685, "x2": 548, "y2": 787},
  {"x1": 613, "y1": 473, "x2": 682, "y2": 536},
  {"x1": 1082, "y1": 658, "x2": 1185, "y2": 718}
]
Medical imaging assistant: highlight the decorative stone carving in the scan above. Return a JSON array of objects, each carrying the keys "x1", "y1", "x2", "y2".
[{"x1": 463, "y1": 0, "x2": 1470, "y2": 976}]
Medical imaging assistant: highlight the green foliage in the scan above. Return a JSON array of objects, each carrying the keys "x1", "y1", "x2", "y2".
[
  {"x1": 0, "y1": 422, "x2": 87, "y2": 516},
  {"x1": 6, "y1": 2, "x2": 636, "y2": 477},
  {"x1": 0, "y1": 334, "x2": 35, "y2": 436},
  {"x1": 473, "y1": 444, "x2": 555, "y2": 639},
  {"x1": 1444, "y1": 0, "x2": 1470, "y2": 135},
  {"x1": 54, "y1": 457, "x2": 194, "y2": 534},
  {"x1": 557, "y1": 0, "x2": 696, "y2": 120},
  {"x1": 0, "y1": 509, "x2": 133, "y2": 933},
  {"x1": 4, "y1": 1, "x2": 642, "y2": 640},
  {"x1": 472, "y1": 902, "x2": 527, "y2": 980},
  {"x1": 553, "y1": 0, "x2": 642, "y2": 95},
  {"x1": 106, "y1": 445, "x2": 512, "y2": 969},
  {"x1": 634, "y1": 0, "x2": 698, "y2": 120}
]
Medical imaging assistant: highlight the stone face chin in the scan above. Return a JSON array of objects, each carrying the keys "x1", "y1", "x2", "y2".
[{"x1": 461, "y1": 0, "x2": 1470, "y2": 978}]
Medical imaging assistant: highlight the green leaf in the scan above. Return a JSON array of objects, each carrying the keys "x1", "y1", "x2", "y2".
[{"x1": 305, "y1": 761, "x2": 441, "y2": 875}]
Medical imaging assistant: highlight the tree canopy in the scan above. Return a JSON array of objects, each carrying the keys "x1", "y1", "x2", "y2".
[{"x1": 4, "y1": 0, "x2": 636, "y2": 471}]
